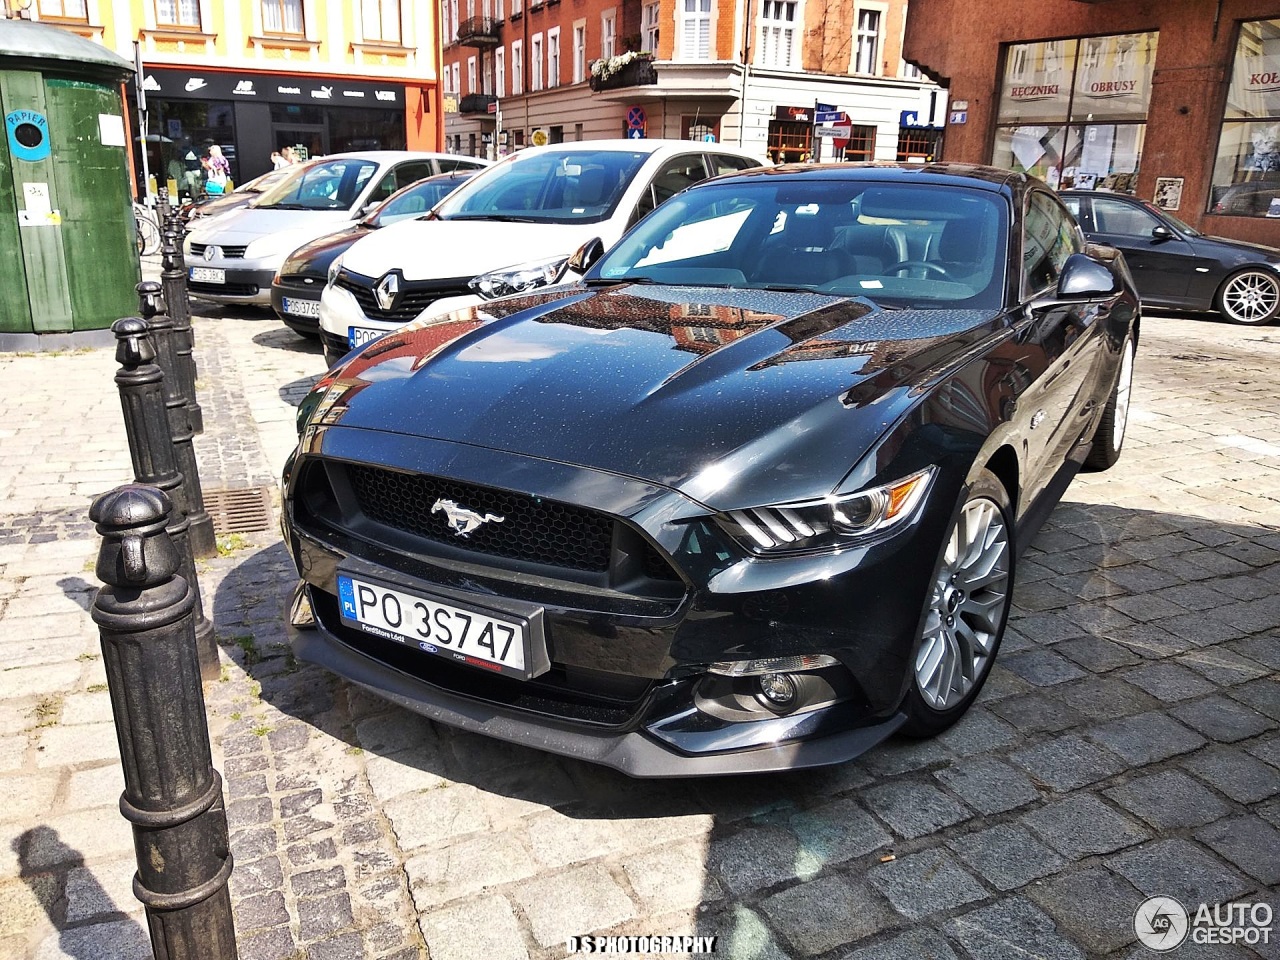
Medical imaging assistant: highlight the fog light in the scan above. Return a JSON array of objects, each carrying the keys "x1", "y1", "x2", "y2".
[
  {"x1": 757, "y1": 672, "x2": 797, "y2": 707},
  {"x1": 709, "y1": 654, "x2": 838, "y2": 677}
]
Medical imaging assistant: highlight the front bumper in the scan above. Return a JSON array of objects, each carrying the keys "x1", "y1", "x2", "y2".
[
  {"x1": 271, "y1": 277, "x2": 323, "y2": 334},
  {"x1": 188, "y1": 262, "x2": 277, "y2": 305},
  {"x1": 282, "y1": 429, "x2": 950, "y2": 776}
]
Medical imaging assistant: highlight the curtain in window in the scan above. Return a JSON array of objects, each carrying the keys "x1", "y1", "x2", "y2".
[
  {"x1": 361, "y1": 0, "x2": 401, "y2": 42},
  {"x1": 263, "y1": 0, "x2": 304, "y2": 34}
]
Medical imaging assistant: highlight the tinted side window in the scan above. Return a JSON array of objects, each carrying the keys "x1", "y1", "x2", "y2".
[
  {"x1": 367, "y1": 171, "x2": 400, "y2": 205},
  {"x1": 437, "y1": 157, "x2": 484, "y2": 172},
  {"x1": 709, "y1": 154, "x2": 758, "y2": 175},
  {"x1": 1093, "y1": 197, "x2": 1161, "y2": 237},
  {"x1": 1023, "y1": 192, "x2": 1082, "y2": 295},
  {"x1": 394, "y1": 161, "x2": 435, "y2": 189},
  {"x1": 631, "y1": 154, "x2": 711, "y2": 225},
  {"x1": 1060, "y1": 196, "x2": 1082, "y2": 220}
]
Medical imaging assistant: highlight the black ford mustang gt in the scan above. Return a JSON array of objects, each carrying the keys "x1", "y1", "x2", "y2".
[{"x1": 282, "y1": 164, "x2": 1139, "y2": 776}]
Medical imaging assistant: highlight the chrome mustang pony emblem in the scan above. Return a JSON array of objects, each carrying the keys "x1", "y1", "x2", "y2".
[{"x1": 431, "y1": 498, "x2": 505, "y2": 538}]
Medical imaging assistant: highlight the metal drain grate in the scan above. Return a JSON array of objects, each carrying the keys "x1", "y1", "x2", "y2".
[{"x1": 204, "y1": 486, "x2": 274, "y2": 535}]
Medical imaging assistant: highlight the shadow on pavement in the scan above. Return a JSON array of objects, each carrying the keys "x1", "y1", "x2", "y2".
[
  {"x1": 13, "y1": 827, "x2": 149, "y2": 960},
  {"x1": 209, "y1": 497, "x2": 1280, "y2": 956},
  {"x1": 252, "y1": 327, "x2": 324, "y2": 358}
]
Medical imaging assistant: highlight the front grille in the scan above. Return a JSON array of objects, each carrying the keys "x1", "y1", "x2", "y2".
[
  {"x1": 348, "y1": 465, "x2": 614, "y2": 572},
  {"x1": 189, "y1": 242, "x2": 248, "y2": 259},
  {"x1": 336, "y1": 273, "x2": 472, "y2": 323},
  {"x1": 190, "y1": 280, "x2": 259, "y2": 297}
]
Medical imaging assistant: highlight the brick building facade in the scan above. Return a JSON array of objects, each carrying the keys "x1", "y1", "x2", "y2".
[{"x1": 442, "y1": 0, "x2": 945, "y2": 164}]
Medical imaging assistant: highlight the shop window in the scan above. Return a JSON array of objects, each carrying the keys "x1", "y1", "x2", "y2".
[
  {"x1": 684, "y1": 120, "x2": 716, "y2": 142},
  {"x1": 1211, "y1": 19, "x2": 1280, "y2": 217},
  {"x1": 679, "y1": 0, "x2": 710, "y2": 61},
  {"x1": 155, "y1": 0, "x2": 201, "y2": 28},
  {"x1": 262, "y1": 0, "x2": 305, "y2": 35},
  {"x1": 992, "y1": 32, "x2": 1156, "y2": 193},
  {"x1": 767, "y1": 119, "x2": 811, "y2": 163},
  {"x1": 38, "y1": 0, "x2": 88, "y2": 20},
  {"x1": 897, "y1": 127, "x2": 941, "y2": 162},
  {"x1": 362, "y1": 0, "x2": 402, "y2": 44},
  {"x1": 842, "y1": 125, "x2": 876, "y2": 162},
  {"x1": 758, "y1": 0, "x2": 799, "y2": 70}
]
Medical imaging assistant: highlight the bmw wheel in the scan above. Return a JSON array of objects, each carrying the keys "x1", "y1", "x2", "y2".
[
  {"x1": 1217, "y1": 269, "x2": 1280, "y2": 325},
  {"x1": 902, "y1": 468, "x2": 1014, "y2": 737},
  {"x1": 1085, "y1": 336, "x2": 1135, "y2": 471}
]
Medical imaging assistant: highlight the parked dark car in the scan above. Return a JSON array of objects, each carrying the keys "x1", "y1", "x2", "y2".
[
  {"x1": 1061, "y1": 190, "x2": 1280, "y2": 325},
  {"x1": 271, "y1": 171, "x2": 476, "y2": 338},
  {"x1": 180, "y1": 167, "x2": 294, "y2": 224},
  {"x1": 283, "y1": 164, "x2": 1139, "y2": 776}
]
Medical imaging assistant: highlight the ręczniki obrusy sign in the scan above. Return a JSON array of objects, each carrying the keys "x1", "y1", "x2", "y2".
[{"x1": 138, "y1": 67, "x2": 403, "y2": 108}]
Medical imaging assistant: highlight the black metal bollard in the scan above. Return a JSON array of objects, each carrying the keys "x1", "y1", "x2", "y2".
[
  {"x1": 90, "y1": 484, "x2": 237, "y2": 960},
  {"x1": 138, "y1": 282, "x2": 217, "y2": 560},
  {"x1": 155, "y1": 189, "x2": 172, "y2": 232},
  {"x1": 112, "y1": 317, "x2": 219, "y2": 679},
  {"x1": 161, "y1": 221, "x2": 204, "y2": 436}
]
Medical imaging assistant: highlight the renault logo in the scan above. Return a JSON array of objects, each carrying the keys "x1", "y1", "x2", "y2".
[
  {"x1": 374, "y1": 272, "x2": 400, "y2": 312},
  {"x1": 203, "y1": 245, "x2": 220, "y2": 262}
]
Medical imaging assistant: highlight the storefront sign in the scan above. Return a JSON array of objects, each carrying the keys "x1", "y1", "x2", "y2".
[
  {"x1": 138, "y1": 67, "x2": 403, "y2": 108},
  {"x1": 775, "y1": 106, "x2": 811, "y2": 122}
]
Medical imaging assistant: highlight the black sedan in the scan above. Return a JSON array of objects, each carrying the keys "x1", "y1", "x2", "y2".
[
  {"x1": 271, "y1": 171, "x2": 475, "y2": 337},
  {"x1": 1061, "y1": 190, "x2": 1280, "y2": 325},
  {"x1": 282, "y1": 164, "x2": 1139, "y2": 776}
]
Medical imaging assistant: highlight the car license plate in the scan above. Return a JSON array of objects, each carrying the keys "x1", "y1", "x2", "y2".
[
  {"x1": 348, "y1": 325, "x2": 385, "y2": 349},
  {"x1": 283, "y1": 297, "x2": 320, "y2": 318},
  {"x1": 190, "y1": 266, "x2": 224, "y2": 283},
  {"x1": 337, "y1": 573, "x2": 533, "y2": 678}
]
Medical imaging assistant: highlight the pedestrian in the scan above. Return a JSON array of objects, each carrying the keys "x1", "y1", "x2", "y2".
[
  {"x1": 204, "y1": 144, "x2": 230, "y2": 195},
  {"x1": 271, "y1": 150, "x2": 288, "y2": 170},
  {"x1": 282, "y1": 145, "x2": 299, "y2": 165}
]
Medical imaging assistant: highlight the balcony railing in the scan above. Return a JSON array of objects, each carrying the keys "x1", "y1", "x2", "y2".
[
  {"x1": 588, "y1": 54, "x2": 657, "y2": 92},
  {"x1": 459, "y1": 93, "x2": 498, "y2": 115},
  {"x1": 457, "y1": 15, "x2": 502, "y2": 46}
]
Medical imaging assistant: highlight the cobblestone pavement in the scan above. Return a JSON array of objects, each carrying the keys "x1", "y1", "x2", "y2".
[{"x1": 0, "y1": 300, "x2": 1277, "y2": 960}]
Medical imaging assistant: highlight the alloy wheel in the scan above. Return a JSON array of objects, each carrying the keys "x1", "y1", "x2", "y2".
[
  {"x1": 1221, "y1": 270, "x2": 1280, "y2": 324},
  {"x1": 914, "y1": 497, "x2": 1011, "y2": 711}
]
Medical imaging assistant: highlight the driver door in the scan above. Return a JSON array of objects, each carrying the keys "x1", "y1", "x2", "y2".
[{"x1": 1087, "y1": 196, "x2": 1191, "y2": 303}]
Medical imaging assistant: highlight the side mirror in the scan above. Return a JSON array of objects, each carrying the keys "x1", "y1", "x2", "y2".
[
  {"x1": 358, "y1": 202, "x2": 378, "y2": 218},
  {"x1": 1030, "y1": 253, "x2": 1119, "y2": 314},
  {"x1": 1151, "y1": 224, "x2": 1173, "y2": 241},
  {"x1": 567, "y1": 237, "x2": 606, "y2": 275}
]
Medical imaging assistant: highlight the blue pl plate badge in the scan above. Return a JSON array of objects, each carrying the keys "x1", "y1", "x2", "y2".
[
  {"x1": 6, "y1": 110, "x2": 51, "y2": 162},
  {"x1": 338, "y1": 575, "x2": 357, "y2": 619}
]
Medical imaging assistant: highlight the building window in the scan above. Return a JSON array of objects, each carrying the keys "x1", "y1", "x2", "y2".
[
  {"x1": 531, "y1": 34, "x2": 543, "y2": 91},
  {"x1": 361, "y1": 0, "x2": 401, "y2": 43},
  {"x1": 642, "y1": 1, "x2": 660, "y2": 53},
  {"x1": 512, "y1": 39, "x2": 524, "y2": 94},
  {"x1": 992, "y1": 32, "x2": 1156, "y2": 193},
  {"x1": 262, "y1": 0, "x2": 304, "y2": 34},
  {"x1": 467, "y1": 56, "x2": 477, "y2": 94},
  {"x1": 547, "y1": 28, "x2": 561, "y2": 88},
  {"x1": 854, "y1": 8, "x2": 881, "y2": 75},
  {"x1": 495, "y1": 47, "x2": 506, "y2": 97},
  {"x1": 451, "y1": 63, "x2": 461, "y2": 96},
  {"x1": 767, "y1": 119, "x2": 810, "y2": 163},
  {"x1": 448, "y1": 0, "x2": 459, "y2": 40},
  {"x1": 511, "y1": 0, "x2": 521, "y2": 17},
  {"x1": 601, "y1": 11, "x2": 616, "y2": 59},
  {"x1": 38, "y1": 0, "x2": 88, "y2": 19},
  {"x1": 758, "y1": 1, "x2": 798, "y2": 70},
  {"x1": 897, "y1": 126, "x2": 941, "y2": 161},
  {"x1": 902, "y1": 61, "x2": 922, "y2": 79},
  {"x1": 679, "y1": 0, "x2": 711, "y2": 60},
  {"x1": 842, "y1": 125, "x2": 876, "y2": 161},
  {"x1": 573, "y1": 23, "x2": 587, "y2": 83},
  {"x1": 494, "y1": 0, "x2": 502, "y2": 19},
  {"x1": 155, "y1": 0, "x2": 201, "y2": 28},
  {"x1": 1212, "y1": 19, "x2": 1280, "y2": 217}
]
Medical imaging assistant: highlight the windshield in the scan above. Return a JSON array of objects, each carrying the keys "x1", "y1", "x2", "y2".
[
  {"x1": 433, "y1": 148, "x2": 649, "y2": 224},
  {"x1": 371, "y1": 177, "x2": 467, "y2": 226},
  {"x1": 592, "y1": 179, "x2": 1009, "y2": 309},
  {"x1": 254, "y1": 158, "x2": 379, "y2": 211},
  {"x1": 1148, "y1": 203, "x2": 1201, "y2": 236}
]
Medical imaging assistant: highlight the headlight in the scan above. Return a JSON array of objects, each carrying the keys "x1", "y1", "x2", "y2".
[
  {"x1": 244, "y1": 234, "x2": 300, "y2": 262},
  {"x1": 716, "y1": 467, "x2": 936, "y2": 555},
  {"x1": 327, "y1": 254, "x2": 344, "y2": 288},
  {"x1": 468, "y1": 255, "x2": 570, "y2": 300}
]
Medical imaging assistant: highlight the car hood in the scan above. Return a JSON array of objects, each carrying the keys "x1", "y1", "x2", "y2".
[
  {"x1": 1197, "y1": 233, "x2": 1280, "y2": 261},
  {"x1": 281, "y1": 225, "x2": 370, "y2": 278},
  {"x1": 313, "y1": 285, "x2": 1002, "y2": 510},
  {"x1": 341, "y1": 219, "x2": 609, "y2": 281},
  {"x1": 188, "y1": 206, "x2": 356, "y2": 245}
]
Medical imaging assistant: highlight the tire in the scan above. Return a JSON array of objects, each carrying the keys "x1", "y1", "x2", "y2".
[
  {"x1": 135, "y1": 214, "x2": 162, "y2": 256},
  {"x1": 901, "y1": 468, "x2": 1014, "y2": 737},
  {"x1": 323, "y1": 345, "x2": 346, "y2": 368},
  {"x1": 1084, "y1": 335, "x2": 1135, "y2": 471},
  {"x1": 1216, "y1": 269, "x2": 1280, "y2": 325}
]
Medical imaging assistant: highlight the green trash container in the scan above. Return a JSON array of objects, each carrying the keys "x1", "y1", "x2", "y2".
[{"x1": 0, "y1": 19, "x2": 139, "y2": 350}]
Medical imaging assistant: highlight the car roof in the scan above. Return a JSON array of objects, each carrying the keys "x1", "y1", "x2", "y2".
[
  {"x1": 508, "y1": 138, "x2": 758, "y2": 157},
  {"x1": 302, "y1": 150, "x2": 484, "y2": 165},
  {"x1": 714, "y1": 161, "x2": 1029, "y2": 193}
]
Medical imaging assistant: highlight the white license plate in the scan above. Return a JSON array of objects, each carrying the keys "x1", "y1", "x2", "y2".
[
  {"x1": 348, "y1": 325, "x2": 385, "y2": 349},
  {"x1": 337, "y1": 573, "x2": 531, "y2": 677},
  {"x1": 190, "y1": 266, "x2": 225, "y2": 283},
  {"x1": 283, "y1": 297, "x2": 320, "y2": 318}
]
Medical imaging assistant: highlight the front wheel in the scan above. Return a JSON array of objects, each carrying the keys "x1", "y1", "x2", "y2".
[
  {"x1": 902, "y1": 468, "x2": 1014, "y2": 737},
  {"x1": 1084, "y1": 335, "x2": 1135, "y2": 471},
  {"x1": 1217, "y1": 269, "x2": 1280, "y2": 325}
]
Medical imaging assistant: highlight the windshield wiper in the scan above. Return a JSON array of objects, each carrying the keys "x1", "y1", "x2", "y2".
[
  {"x1": 441, "y1": 213, "x2": 539, "y2": 223},
  {"x1": 752, "y1": 282, "x2": 820, "y2": 294},
  {"x1": 583, "y1": 275, "x2": 662, "y2": 286},
  {"x1": 263, "y1": 202, "x2": 314, "y2": 211}
]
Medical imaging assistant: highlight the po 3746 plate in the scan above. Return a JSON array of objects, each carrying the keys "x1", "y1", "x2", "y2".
[{"x1": 337, "y1": 572, "x2": 536, "y2": 679}]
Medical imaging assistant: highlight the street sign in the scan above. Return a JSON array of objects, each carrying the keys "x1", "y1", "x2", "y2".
[
  {"x1": 816, "y1": 125, "x2": 852, "y2": 138},
  {"x1": 626, "y1": 105, "x2": 646, "y2": 129},
  {"x1": 949, "y1": 111, "x2": 967, "y2": 125},
  {"x1": 487, "y1": 100, "x2": 497, "y2": 114},
  {"x1": 531, "y1": 128, "x2": 549, "y2": 146},
  {"x1": 626, "y1": 127, "x2": 646, "y2": 139},
  {"x1": 814, "y1": 110, "x2": 844, "y2": 124},
  {"x1": 815, "y1": 102, "x2": 836, "y2": 113}
]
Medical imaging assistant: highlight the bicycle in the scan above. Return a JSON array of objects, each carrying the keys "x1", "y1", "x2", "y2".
[{"x1": 134, "y1": 201, "x2": 162, "y2": 256}]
